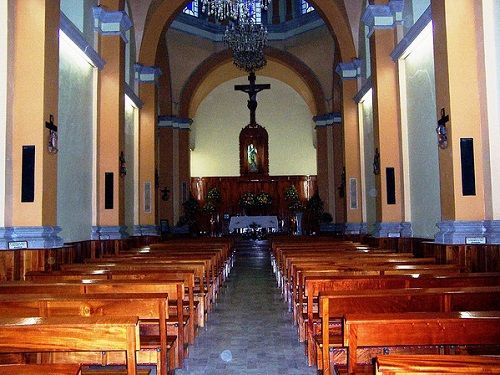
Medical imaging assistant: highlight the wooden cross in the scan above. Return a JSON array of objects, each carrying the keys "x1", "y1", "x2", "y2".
[
  {"x1": 234, "y1": 71, "x2": 270, "y2": 125},
  {"x1": 45, "y1": 114, "x2": 58, "y2": 154}
]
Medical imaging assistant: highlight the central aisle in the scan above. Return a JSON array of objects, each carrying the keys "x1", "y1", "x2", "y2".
[{"x1": 175, "y1": 241, "x2": 316, "y2": 375}]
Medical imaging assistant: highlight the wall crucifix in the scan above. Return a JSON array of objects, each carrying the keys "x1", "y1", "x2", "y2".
[{"x1": 236, "y1": 72, "x2": 270, "y2": 177}]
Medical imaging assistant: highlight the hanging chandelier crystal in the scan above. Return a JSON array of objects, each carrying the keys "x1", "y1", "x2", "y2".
[
  {"x1": 201, "y1": 0, "x2": 270, "y2": 22},
  {"x1": 224, "y1": 16, "x2": 268, "y2": 73}
]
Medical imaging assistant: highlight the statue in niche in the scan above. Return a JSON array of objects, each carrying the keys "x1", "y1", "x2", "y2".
[{"x1": 248, "y1": 144, "x2": 258, "y2": 172}]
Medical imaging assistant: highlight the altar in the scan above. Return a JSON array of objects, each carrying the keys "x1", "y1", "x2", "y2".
[{"x1": 229, "y1": 215, "x2": 279, "y2": 233}]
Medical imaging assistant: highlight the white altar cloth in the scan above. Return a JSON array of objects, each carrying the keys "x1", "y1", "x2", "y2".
[{"x1": 229, "y1": 216, "x2": 279, "y2": 232}]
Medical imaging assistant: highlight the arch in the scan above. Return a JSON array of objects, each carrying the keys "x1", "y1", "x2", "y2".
[
  {"x1": 138, "y1": 0, "x2": 356, "y2": 67},
  {"x1": 177, "y1": 47, "x2": 327, "y2": 118}
]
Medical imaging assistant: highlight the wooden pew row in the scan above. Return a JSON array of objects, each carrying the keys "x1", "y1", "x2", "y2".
[
  {"x1": 0, "y1": 363, "x2": 83, "y2": 375},
  {"x1": 0, "y1": 293, "x2": 173, "y2": 375},
  {"x1": 317, "y1": 286, "x2": 500, "y2": 371},
  {"x1": 337, "y1": 311, "x2": 500, "y2": 375},
  {"x1": 26, "y1": 267, "x2": 200, "y2": 340},
  {"x1": 303, "y1": 273, "x2": 500, "y2": 366},
  {"x1": 0, "y1": 280, "x2": 186, "y2": 369},
  {"x1": 0, "y1": 316, "x2": 140, "y2": 375},
  {"x1": 375, "y1": 354, "x2": 500, "y2": 374}
]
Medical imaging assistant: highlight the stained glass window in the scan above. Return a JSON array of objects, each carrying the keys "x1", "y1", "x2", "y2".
[
  {"x1": 183, "y1": 1, "x2": 199, "y2": 17},
  {"x1": 301, "y1": 0, "x2": 314, "y2": 14}
]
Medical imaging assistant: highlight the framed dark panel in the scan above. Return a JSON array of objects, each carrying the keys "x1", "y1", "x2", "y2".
[
  {"x1": 21, "y1": 145, "x2": 35, "y2": 202},
  {"x1": 105, "y1": 172, "x2": 114, "y2": 209},
  {"x1": 386, "y1": 167, "x2": 396, "y2": 205},
  {"x1": 460, "y1": 138, "x2": 476, "y2": 196}
]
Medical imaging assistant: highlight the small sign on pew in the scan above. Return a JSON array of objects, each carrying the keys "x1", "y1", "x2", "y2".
[
  {"x1": 465, "y1": 236, "x2": 486, "y2": 245},
  {"x1": 388, "y1": 232, "x2": 401, "y2": 238},
  {"x1": 8, "y1": 241, "x2": 28, "y2": 250}
]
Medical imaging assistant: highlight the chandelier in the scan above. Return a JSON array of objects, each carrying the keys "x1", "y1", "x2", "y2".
[
  {"x1": 224, "y1": 17, "x2": 268, "y2": 72},
  {"x1": 201, "y1": 0, "x2": 270, "y2": 21}
]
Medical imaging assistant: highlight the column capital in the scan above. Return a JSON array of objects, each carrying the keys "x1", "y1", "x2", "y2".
[
  {"x1": 134, "y1": 63, "x2": 162, "y2": 84},
  {"x1": 362, "y1": 1, "x2": 402, "y2": 37},
  {"x1": 313, "y1": 113, "x2": 341, "y2": 128},
  {"x1": 336, "y1": 58, "x2": 361, "y2": 80},
  {"x1": 158, "y1": 116, "x2": 193, "y2": 130},
  {"x1": 93, "y1": 6, "x2": 132, "y2": 42}
]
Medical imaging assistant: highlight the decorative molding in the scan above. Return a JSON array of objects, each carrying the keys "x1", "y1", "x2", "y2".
[
  {"x1": 344, "y1": 222, "x2": 367, "y2": 235},
  {"x1": 131, "y1": 225, "x2": 160, "y2": 237},
  {"x1": 434, "y1": 221, "x2": 486, "y2": 245},
  {"x1": 91, "y1": 226, "x2": 129, "y2": 240},
  {"x1": 389, "y1": 0, "x2": 404, "y2": 24},
  {"x1": 335, "y1": 58, "x2": 361, "y2": 80},
  {"x1": 313, "y1": 112, "x2": 342, "y2": 128},
  {"x1": 93, "y1": 6, "x2": 132, "y2": 42},
  {"x1": 59, "y1": 13, "x2": 105, "y2": 70},
  {"x1": 158, "y1": 116, "x2": 193, "y2": 130},
  {"x1": 354, "y1": 78, "x2": 372, "y2": 103},
  {"x1": 484, "y1": 220, "x2": 500, "y2": 244},
  {"x1": 124, "y1": 82, "x2": 143, "y2": 109},
  {"x1": 362, "y1": 4, "x2": 395, "y2": 38},
  {"x1": 391, "y1": 5, "x2": 432, "y2": 61},
  {"x1": 134, "y1": 63, "x2": 162, "y2": 84},
  {"x1": 0, "y1": 226, "x2": 63, "y2": 249},
  {"x1": 372, "y1": 221, "x2": 403, "y2": 238},
  {"x1": 400, "y1": 222, "x2": 413, "y2": 237}
]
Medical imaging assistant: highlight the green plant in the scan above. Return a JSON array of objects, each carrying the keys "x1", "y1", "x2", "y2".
[
  {"x1": 255, "y1": 192, "x2": 272, "y2": 206},
  {"x1": 206, "y1": 187, "x2": 221, "y2": 203},
  {"x1": 284, "y1": 185, "x2": 299, "y2": 201},
  {"x1": 239, "y1": 192, "x2": 256, "y2": 208}
]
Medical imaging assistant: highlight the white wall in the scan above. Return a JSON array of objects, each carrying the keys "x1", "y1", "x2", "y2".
[
  {"x1": 57, "y1": 38, "x2": 94, "y2": 242},
  {"x1": 0, "y1": 0, "x2": 7, "y2": 226},
  {"x1": 191, "y1": 76, "x2": 317, "y2": 177},
  {"x1": 124, "y1": 102, "x2": 136, "y2": 232},
  {"x1": 403, "y1": 25, "x2": 441, "y2": 238},
  {"x1": 360, "y1": 93, "x2": 376, "y2": 230}
]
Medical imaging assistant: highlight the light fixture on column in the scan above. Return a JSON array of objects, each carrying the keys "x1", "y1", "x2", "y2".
[
  {"x1": 201, "y1": 0, "x2": 270, "y2": 21},
  {"x1": 224, "y1": 16, "x2": 268, "y2": 73}
]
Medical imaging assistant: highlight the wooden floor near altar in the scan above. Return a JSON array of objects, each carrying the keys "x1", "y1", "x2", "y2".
[{"x1": 175, "y1": 240, "x2": 316, "y2": 375}]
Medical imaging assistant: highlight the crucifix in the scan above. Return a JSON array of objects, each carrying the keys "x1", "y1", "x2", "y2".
[
  {"x1": 436, "y1": 107, "x2": 449, "y2": 149},
  {"x1": 234, "y1": 71, "x2": 271, "y2": 126},
  {"x1": 45, "y1": 114, "x2": 58, "y2": 154}
]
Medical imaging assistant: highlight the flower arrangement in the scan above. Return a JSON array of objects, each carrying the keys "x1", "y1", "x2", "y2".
[
  {"x1": 202, "y1": 201, "x2": 216, "y2": 214},
  {"x1": 284, "y1": 185, "x2": 299, "y2": 201},
  {"x1": 207, "y1": 187, "x2": 221, "y2": 203},
  {"x1": 239, "y1": 192, "x2": 256, "y2": 208},
  {"x1": 255, "y1": 192, "x2": 272, "y2": 207},
  {"x1": 288, "y1": 200, "x2": 304, "y2": 212}
]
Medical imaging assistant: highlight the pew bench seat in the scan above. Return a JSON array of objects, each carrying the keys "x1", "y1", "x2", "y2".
[
  {"x1": 0, "y1": 364, "x2": 82, "y2": 375},
  {"x1": 374, "y1": 354, "x2": 500, "y2": 374}
]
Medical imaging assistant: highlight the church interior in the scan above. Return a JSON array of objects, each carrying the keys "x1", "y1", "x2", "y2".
[{"x1": 0, "y1": 0, "x2": 499, "y2": 374}]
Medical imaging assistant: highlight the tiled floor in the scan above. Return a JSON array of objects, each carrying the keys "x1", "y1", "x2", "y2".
[{"x1": 175, "y1": 242, "x2": 316, "y2": 375}]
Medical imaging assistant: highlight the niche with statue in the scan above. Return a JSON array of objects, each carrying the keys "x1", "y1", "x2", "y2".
[{"x1": 239, "y1": 123, "x2": 269, "y2": 177}]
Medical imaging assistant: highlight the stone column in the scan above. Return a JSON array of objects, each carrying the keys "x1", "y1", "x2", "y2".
[
  {"x1": 6, "y1": 0, "x2": 63, "y2": 248},
  {"x1": 336, "y1": 59, "x2": 365, "y2": 235},
  {"x1": 92, "y1": 2, "x2": 131, "y2": 240},
  {"x1": 362, "y1": 1, "x2": 406, "y2": 238},
  {"x1": 431, "y1": 0, "x2": 489, "y2": 244},
  {"x1": 135, "y1": 64, "x2": 162, "y2": 236}
]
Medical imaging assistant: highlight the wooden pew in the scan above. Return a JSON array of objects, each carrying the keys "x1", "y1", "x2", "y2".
[
  {"x1": 0, "y1": 280, "x2": 186, "y2": 369},
  {"x1": 0, "y1": 364, "x2": 82, "y2": 375},
  {"x1": 0, "y1": 293, "x2": 172, "y2": 375},
  {"x1": 340, "y1": 311, "x2": 500, "y2": 375},
  {"x1": 374, "y1": 354, "x2": 500, "y2": 374},
  {"x1": 0, "y1": 316, "x2": 140, "y2": 375}
]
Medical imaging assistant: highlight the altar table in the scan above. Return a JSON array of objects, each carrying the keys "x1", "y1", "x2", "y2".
[{"x1": 229, "y1": 216, "x2": 279, "y2": 232}]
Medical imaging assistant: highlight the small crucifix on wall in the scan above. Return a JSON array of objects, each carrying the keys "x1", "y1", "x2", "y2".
[
  {"x1": 45, "y1": 114, "x2": 58, "y2": 154},
  {"x1": 436, "y1": 108, "x2": 449, "y2": 149}
]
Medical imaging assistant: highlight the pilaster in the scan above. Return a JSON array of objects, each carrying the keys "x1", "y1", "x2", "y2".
[
  {"x1": 94, "y1": 1, "x2": 130, "y2": 231},
  {"x1": 431, "y1": 0, "x2": 486, "y2": 228},
  {"x1": 364, "y1": 1, "x2": 405, "y2": 231},
  {"x1": 8, "y1": 0, "x2": 63, "y2": 248},
  {"x1": 314, "y1": 113, "x2": 341, "y2": 217},
  {"x1": 136, "y1": 64, "x2": 161, "y2": 229}
]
